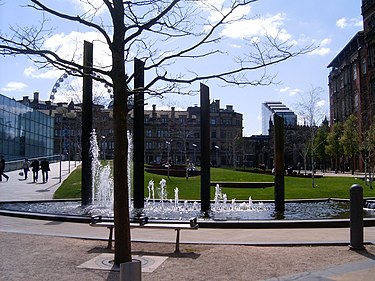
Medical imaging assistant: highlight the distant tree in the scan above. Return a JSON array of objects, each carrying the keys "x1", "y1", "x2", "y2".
[
  {"x1": 313, "y1": 118, "x2": 329, "y2": 171},
  {"x1": 325, "y1": 122, "x2": 343, "y2": 173},
  {"x1": 0, "y1": 0, "x2": 314, "y2": 265},
  {"x1": 340, "y1": 114, "x2": 360, "y2": 175},
  {"x1": 295, "y1": 86, "x2": 326, "y2": 186}
]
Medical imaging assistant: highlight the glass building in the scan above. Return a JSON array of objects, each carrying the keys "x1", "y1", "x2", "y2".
[
  {"x1": 262, "y1": 101, "x2": 297, "y2": 135},
  {"x1": 0, "y1": 94, "x2": 54, "y2": 162}
]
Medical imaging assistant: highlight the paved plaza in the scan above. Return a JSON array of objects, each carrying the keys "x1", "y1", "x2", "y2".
[{"x1": 1, "y1": 162, "x2": 375, "y2": 280}]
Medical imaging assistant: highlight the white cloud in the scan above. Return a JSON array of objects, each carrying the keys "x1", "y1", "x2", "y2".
[
  {"x1": 317, "y1": 99, "x2": 326, "y2": 108},
  {"x1": 229, "y1": 43, "x2": 242, "y2": 49},
  {"x1": 44, "y1": 31, "x2": 111, "y2": 65},
  {"x1": 24, "y1": 67, "x2": 63, "y2": 79},
  {"x1": 336, "y1": 18, "x2": 347, "y2": 28},
  {"x1": 309, "y1": 47, "x2": 330, "y2": 56},
  {"x1": 336, "y1": 17, "x2": 363, "y2": 29},
  {"x1": 307, "y1": 38, "x2": 331, "y2": 56},
  {"x1": 279, "y1": 86, "x2": 301, "y2": 96},
  {"x1": 221, "y1": 13, "x2": 291, "y2": 41},
  {"x1": 208, "y1": 5, "x2": 251, "y2": 24},
  {"x1": 70, "y1": 0, "x2": 106, "y2": 16},
  {"x1": 1, "y1": 82, "x2": 28, "y2": 92},
  {"x1": 320, "y1": 38, "x2": 331, "y2": 46}
]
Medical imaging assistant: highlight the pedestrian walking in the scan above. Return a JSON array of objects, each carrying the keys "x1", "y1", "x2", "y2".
[
  {"x1": 40, "y1": 158, "x2": 50, "y2": 183},
  {"x1": 0, "y1": 155, "x2": 9, "y2": 182},
  {"x1": 31, "y1": 159, "x2": 40, "y2": 183},
  {"x1": 22, "y1": 158, "x2": 30, "y2": 180}
]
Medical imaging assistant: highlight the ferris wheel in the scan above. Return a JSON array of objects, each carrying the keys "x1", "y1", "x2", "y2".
[{"x1": 50, "y1": 71, "x2": 113, "y2": 106}]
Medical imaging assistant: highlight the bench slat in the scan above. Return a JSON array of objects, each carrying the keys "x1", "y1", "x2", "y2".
[{"x1": 90, "y1": 222, "x2": 197, "y2": 230}]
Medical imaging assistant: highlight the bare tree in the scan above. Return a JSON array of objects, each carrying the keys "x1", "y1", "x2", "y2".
[
  {"x1": 295, "y1": 86, "x2": 326, "y2": 187},
  {"x1": 0, "y1": 0, "x2": 314, "y2": 265}
]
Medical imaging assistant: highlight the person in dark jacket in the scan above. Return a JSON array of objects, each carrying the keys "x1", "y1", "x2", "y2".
[
  {"x1": 0, "y1": 155, "x2": 9, "y2": 182},
  {"x1": 40, "y1": 158, "x2": 50, "y2": 183},
  {"x1": 30, "y1": 159, "x2": 40, "y2": 183}
]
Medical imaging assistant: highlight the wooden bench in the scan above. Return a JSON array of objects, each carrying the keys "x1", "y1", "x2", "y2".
[
  {"x1": 210, "y1": 181, "x2": 274, "y2": 188},
  {"x1": 90, "y1": 216, "x2": 198, "y2": 253}
]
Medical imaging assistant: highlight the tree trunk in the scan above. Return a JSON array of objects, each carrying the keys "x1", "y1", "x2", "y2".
[{"x1": 112, "y1": 0, "x2": 131, "y2": 265}]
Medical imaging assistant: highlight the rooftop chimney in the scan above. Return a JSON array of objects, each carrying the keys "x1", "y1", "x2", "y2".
[{"x1": 33, "y1": 92, "x2": 39, "y2": 103}]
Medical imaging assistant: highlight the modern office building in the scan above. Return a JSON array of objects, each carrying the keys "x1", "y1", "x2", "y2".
[
  {"x1": 0, "y1": 94, "x2": 54, "y2": 163},
  {"x1": 261, "y1": 101, "x2": 297, "y2": 135}
]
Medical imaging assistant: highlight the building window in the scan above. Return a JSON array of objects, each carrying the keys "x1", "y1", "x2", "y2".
[
  {"x1": 146, "y1": 142, "x2": 152, "y2": 149},
  {"x1": 353, "y1": 64, "x2": 357, "y2": 80},
  {"x1": 354, "y1": 93, "x2": 359, "y2": 110},
  {"x1": 211, "y1": 118, "x2": 216, "y2": 125},
  {"x1": 211, "y1": 131, "x2": 216, "y2": 138},
  {"x1": 362, "y1": 58, "x2": 367, "y2": 75},
  {"x1": 146, "y1": 129, "x2": 152, "y2": 137}
]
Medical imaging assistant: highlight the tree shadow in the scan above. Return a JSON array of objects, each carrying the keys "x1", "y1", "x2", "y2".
[
  {"x1": 131, "y1": 249, "x2": 200, "y2": 259},
  {"x1": 87, "y1": 245, "x2": 200, "y2": 259}
]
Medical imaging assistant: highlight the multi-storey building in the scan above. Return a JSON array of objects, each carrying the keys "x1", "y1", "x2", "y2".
[
  {"x1": 0, "y1": 93, "x2": 54, "y2": 167},
  {"x1": 361, "y1": 0, "x2": 375, "y2": 130},
  {"x1": 18, "y1": 93, "x2": 243, "y2": 167},
  {"x1": 327, "y1": 0, "x2": 375, "y2": 171},
  {"x1": 327, "y1": 32, "x2": 365, "y2": 129},
  {"x1": 142, "y1": 100, "x2": 243, "y2": 167},
  {"x1": 328, "y1": 1, "x2": 375, "y2": 134},
  {"x1": 262, "y1": 101, "x2": 297, "y2": 135}
]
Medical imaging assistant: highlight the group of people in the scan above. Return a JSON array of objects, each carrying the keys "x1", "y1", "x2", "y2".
[{"x1": 22, "y1": 158, "x2": 50, "y2": 183}]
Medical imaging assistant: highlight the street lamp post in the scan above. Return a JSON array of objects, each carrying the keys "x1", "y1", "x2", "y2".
[
  {"x1": 215, "y1": 145, "x2": 220, "y2": 167},
  {"x1": 192, "y1": 143, "x2": 197, "y2": 165},
  {"x1": 166, "y1": 140, "x2": 171, "y2": 179},
  {"x1": 66, "y1": 112, "x2": 76, "y2": 173},
  {"x1": 56, "y1": 107, "x2": 68, "y2": 183},
  {"x1": 101, "y1": 135, "x2": 106, "y2": 160}
]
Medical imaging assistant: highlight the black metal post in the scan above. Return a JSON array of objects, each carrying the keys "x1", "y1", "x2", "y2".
[
  {"x1": 81, "y1": 40, "x2": 93, "y2": 206},
  {"x1": 200, "y1": 83, "x2": 210, "y2": 214},
  {"x1": 274, "y1": 114, "x2": 285, "y2": 213},
  {"x1": 350, "y1": 184, "x2": 365, "y2": 250},
  {"x1": 133, "y1": 58, "x2": 145, "y2": 210}
]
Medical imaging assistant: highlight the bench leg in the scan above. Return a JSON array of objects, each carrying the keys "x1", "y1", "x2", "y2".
[
  {"x1": 175, "y1": 229, "x2": 181, "y2": 253},
  {"x1": 107, "y1": 226, "x2": 114, "y2": 249}
]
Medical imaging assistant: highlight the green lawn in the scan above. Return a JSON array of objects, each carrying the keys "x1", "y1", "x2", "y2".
[{"x1": 54, "y1": 166, "x2": 373, "y2": 200}]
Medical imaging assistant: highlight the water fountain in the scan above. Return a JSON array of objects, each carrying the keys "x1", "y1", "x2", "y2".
[{"x1": 1, "y1": 130, "x2": 375, "y2": 228}]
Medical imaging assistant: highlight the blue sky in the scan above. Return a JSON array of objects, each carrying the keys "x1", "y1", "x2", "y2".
[{"x1": 0, "y1": 0, "x2": 363, "y2": 136}]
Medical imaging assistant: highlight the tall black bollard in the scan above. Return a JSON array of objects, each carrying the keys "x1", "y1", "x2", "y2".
[
  {"x1": 81, "y1": 40, "x2": 93, "y2": 206},
  {"x1": 200, "y1": 83, "x2": 210, "y2": 214},
  {"x1": 350, "y1": 184, "x2": 365, "y2": 250},
  {"x1": 274, "y1": 114, "x2": 285, "y2": 213},
  {"x1": 133, "y1": 58, "x2": 145, "y2": 210}
]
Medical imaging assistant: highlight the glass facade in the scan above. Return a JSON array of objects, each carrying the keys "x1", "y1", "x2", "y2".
[
  {"x1": 0, "y1": 94, "x2": 54, "y2": 161},
  {"x1": 262, "y1": 102, "x2": 297, "y2": 135}
]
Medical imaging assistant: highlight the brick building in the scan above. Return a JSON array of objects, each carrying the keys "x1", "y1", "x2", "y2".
[{"x1": 19, "y1": 93, "x2": 243, "y2": 167}]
